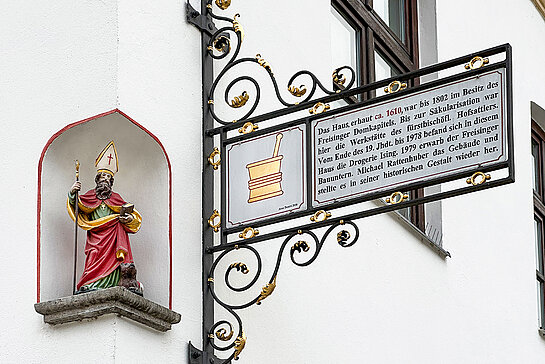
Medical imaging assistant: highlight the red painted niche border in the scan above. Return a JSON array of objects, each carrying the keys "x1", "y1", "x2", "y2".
[{"x1": 36, "y1": 109, "x2": 173, "y2": 309}]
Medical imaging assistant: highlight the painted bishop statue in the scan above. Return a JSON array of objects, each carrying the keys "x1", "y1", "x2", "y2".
[{"x1": 67, "y1": 141, "x2": 143, "y2": 295}]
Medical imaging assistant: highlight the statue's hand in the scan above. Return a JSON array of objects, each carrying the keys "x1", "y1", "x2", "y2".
[
  {"x1": 70, "y1": 181, "x2": 81, "y2": 194},
  {"x1": 119, "y1": 214, "x2": 134, "y2": 225}
]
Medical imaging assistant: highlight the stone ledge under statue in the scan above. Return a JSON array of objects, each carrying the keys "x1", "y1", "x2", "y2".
[{"x1": 34, "y1": 286, "x2": 181, "y2": 332}]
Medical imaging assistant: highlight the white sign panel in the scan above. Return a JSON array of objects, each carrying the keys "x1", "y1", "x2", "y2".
[
  {"x1": 226, "y1": 126, "x2": 306, "y2": 227},
  {"x1": 312, "y1": 69, "x2": 508, "y2": 207}
]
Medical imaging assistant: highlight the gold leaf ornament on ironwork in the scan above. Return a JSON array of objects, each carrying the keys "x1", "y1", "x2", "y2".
[
  {"x1": 384, "y1": 80, "x2": 407, "y2": 94},
  {"x1": 332, "y1": 70, "x2": 346, "y2": 86},
  {"x1": 255, "y1": 54, "x2": 273, "y2": 75},
  {"x1": 230, "y1": 91, "x2": 249, "y2": 108},
  {"x1": 309, "y1": 102, "x2": 330, "y2": 115},
  {"x1": 238, "y1": 121, "x2": 259, "y2": 134},
  {"x1": 229, "y1": 262, "x2": 249, "y2": 274},
  {"x1": 291, "y1": 241, "x2": 310, "y2": 254},
  {"x1": 465, "y1": 56, "x2": 489, "y2": 70},
  {"x1": 337, "y1": 230, "x2": 351, "y2": 244},
  {"x1": 208, "y1": 209, "x2": 221, "y2": 232},
  {"x1": 208, "y1": 147, "x2": 221, "y2": 170},
  {"x1": 233, "y1": 331, "x2": 246, "y2": 360},
  {"x1": 233, "y1": 14, "x2": 244, "y2": 42},
  {"x1": 215, "y1": 327, "x2": 234, "y2": 341},
  {"x1": 385, "y1": 191, "x2": 409, "y2": 204},
  {"x1": 310, "y1": 209, "x2": 331, "y2": 222},
  {"x1": 213, "y1": 35, "x2": 231, "y2": 53},
  {"x1": 466, "y1": 171, "x2": 491, "y2": 186},
  {"x1": 288, "y1": 85, "x2": 307, "y2": 97},
  {"x1": 215, "y1": 0, "x2": 231, "y2": 10},
  {"x1": 238, "y1": 226, "x2": 259, "y2": 239},
  {"x1": 256, "y1": 276, "x2": 277, "y2": 305}
]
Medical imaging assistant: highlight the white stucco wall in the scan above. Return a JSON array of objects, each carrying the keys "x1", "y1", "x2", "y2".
[
  {"x1": 0, "y1": 0, "x2": 200, "y2": 362},
  {"x1": 1, "y1": 0, "x2": 545, "y2": 363}
]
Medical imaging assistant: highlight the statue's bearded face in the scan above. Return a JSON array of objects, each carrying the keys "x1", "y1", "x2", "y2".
[{"x1": 95, "y1": 172, "x2": 114, "y2": 200}]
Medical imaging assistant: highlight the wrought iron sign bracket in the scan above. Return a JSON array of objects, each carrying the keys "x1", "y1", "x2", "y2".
[
  {"x1": 189, "y1": 342, "x2": 221, "y2": 364},
  {"x1": 189, "y1": 0, "x2": 514, "y2": 362},
  {"x1": 186, "y1": 1, "x2": 219, "y2": 36}
]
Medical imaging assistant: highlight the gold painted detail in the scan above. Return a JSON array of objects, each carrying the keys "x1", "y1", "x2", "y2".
[
  {"x1": 206, "y1": 4, "x2": 212, "y2": 9},
  {"x1": 384, "y1": 80, "x2": 407, "y2": 94},
  {"x1": 215, "y1": 327, "x2": 234, "y2": 341},
  {"x1": 310, "y1": 210, "x2": 331, "y2": 222},
  {"x1": 466, "y1": 171, "x2": 491, "y2": 186},
  {"x1": 332, "y1": 70, "x2": 346, "y2": 86},
  {"x1": 75, "y1": 160, "x2": 80, "y2": 179},
  {"x1": 208, "y1": 147, "x2": 221, "y2": 170},
  {"x1": 233, "y1": 331, "x2": 246, "y2": 360},
  {"x1": 337, "y1": 230, "x2": 351, "y2": 244},
  {"x1": 230, "y1": 91, "x2": 249, "y2": 108},
  {"x1": 385, "y1": 191, "x2": 409, "y2": 204},
  {"x1": 116, "y1": 249, "x2": 126, "y2": 261},
  {"x1": 465, "y1": 56, "x2": 489, "y2": 70},
  {"x1": 208, "y1": 209, "x2": 221, "y2": 232},
  {"x1": 239, "y1": 227, "x2": 259, "y2": 239},
  {"x1": 309, "y1": 102, "x2": 330, "y2": 115},
  {"x1": 256, "y1": 276, "x2": 277, "y2": 305},
  {"x1": 233, "y1": 14, "x2": 244, "y2": 42},
  {"x1": 288, "y1": 85, "x2": 307, "y2": 97},
  {"x1": 238, "y1": 121, "x2": 258, "y2": 134},
  {"x1": 208, "y1": 99, "x2": 214, "y2": 104},
  {"x1": 215, "y1": 0, "x2": 231, "y2": 10},
  {"x1": 207, "y1": 277, "x2": 214, "y2": 283},
  {"x1": 229, "y1": 262, "x2": 249, "y2": 274},
  {"x1": 255, "y1": 54, "x2": 273, "y2": 75},
  {"x1": 213, "y1": 35, "x2": 231, "y2": 53},
  {"x1": 208, "y1": 333, "x2": 215, "y2": 339},
  {"x1": 291, "y1": 241, "x2": 310, "y2": 254}
]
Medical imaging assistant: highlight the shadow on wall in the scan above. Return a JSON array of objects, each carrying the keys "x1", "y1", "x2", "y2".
[{"x1": 38, "y1": 110, "x2": 171, "y2": 308}]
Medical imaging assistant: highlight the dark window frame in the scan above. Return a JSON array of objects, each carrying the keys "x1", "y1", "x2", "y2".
[
  {"x1": 532, "y1": 120, "x2": 545, "y2": 329},
  {"x1": 332, "y1": 0, "x2": 424, "y2": 231}
]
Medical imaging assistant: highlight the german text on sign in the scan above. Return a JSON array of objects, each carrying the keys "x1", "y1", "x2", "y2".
[{"x1": 311, "y1": 69, "x2": 507, "y2": 206}]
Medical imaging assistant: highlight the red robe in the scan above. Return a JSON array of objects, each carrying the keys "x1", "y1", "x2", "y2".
[{"x1": 68, "y1": 190, "x2": 141, "y2": 289}]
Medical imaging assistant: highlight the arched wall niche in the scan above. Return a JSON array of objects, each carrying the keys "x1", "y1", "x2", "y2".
[{"x1": 37, "y1": 110, "x2": 172, "y2": 308}]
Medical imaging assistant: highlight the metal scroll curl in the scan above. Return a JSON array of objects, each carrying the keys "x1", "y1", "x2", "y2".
[
  {"x1": 205, "y1": 220, "x2": 359, "y2": 362},
  {"x1": 204, "y1": 5, "x2": 356, "y2": 126}
]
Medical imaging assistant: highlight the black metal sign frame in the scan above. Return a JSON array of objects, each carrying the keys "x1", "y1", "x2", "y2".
[
  {"x1": 220, "y1": 57, "x2": 513, "y2": 239},
  {"x1": 188, "y1": 1, "x2": 513, "y2": 362}
]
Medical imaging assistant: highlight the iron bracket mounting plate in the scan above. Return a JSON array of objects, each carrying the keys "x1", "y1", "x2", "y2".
[
  {"x1": 189, "y1": 342, "x2": 225, "y2": 364},
  {"x1": 186, "y1": 2, "x2": 219, "y2": 36}
]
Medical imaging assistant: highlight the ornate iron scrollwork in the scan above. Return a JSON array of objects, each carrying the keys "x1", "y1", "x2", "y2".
[
  {"x1": 201, "y1": 2, "x2": 356, "y2": 127},
  {"x1": 205, "y1": 221, "x2": 359, "y2": 362},
  {"x1": 193, "y1": 1, "x2": 360, "y2": 362}
]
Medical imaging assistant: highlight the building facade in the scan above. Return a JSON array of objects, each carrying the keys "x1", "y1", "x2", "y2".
[{"x1": 1, "y1": 0, "x2": 545, "y2": 363}]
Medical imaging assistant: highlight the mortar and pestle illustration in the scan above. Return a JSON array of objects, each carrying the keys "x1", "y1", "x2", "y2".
[{"x1": 246, "y1": 133, "x2": 284, "y2": 203}]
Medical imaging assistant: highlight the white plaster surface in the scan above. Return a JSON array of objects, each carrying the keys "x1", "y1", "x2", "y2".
[{"x1": 2, "y1": 0, "x2": 545, "y2": 363}]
